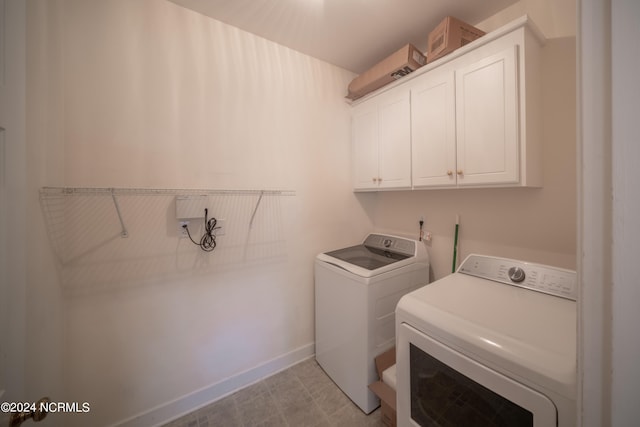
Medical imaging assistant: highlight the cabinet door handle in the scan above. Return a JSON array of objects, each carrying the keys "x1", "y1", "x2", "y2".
[
  {"x1": 457, "y1": 170, "x2": 464, "y2": 175},
  {"x1": 447, "y1": 170, "x2": 453, "y2": 176}
]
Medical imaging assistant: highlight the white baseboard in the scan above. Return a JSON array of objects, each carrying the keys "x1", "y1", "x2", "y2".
[{"x1": 113, "y1": 343, "x2": 315, "y2": 427}]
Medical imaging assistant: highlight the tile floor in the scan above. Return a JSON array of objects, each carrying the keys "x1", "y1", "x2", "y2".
[{"x1": 162, "y1": 358, "x2": 384, "y2": 427}]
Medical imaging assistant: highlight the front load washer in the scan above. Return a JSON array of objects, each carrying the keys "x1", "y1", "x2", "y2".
[
  {"x1": 315, "y1": 233, "x2": 429, "y2": 414},
  {"x1": 396, "y1": 254, "x2": 577, "y2": 427}
]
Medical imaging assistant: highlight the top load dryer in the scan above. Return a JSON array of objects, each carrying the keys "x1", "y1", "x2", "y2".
[{"x1": 315, "y1": 233, "x2": 429, "y2": 414}]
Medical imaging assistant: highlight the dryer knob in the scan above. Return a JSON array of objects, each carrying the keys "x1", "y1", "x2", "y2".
[{"x1": 508, "y1": 267, "x2": 526, "y2": 283}]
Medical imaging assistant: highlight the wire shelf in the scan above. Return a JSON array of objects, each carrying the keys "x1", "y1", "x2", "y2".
[
  {"x1": 40, "y1": 186, "x2": 296, "y2": 197},
  {"x1": 39, "y1": 187, "x2": 296, "y2": 294}
]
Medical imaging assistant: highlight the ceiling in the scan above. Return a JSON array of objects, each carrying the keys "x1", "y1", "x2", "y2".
[{"x1": 169, "y1": 0, "x2": 520, "y2": 74}]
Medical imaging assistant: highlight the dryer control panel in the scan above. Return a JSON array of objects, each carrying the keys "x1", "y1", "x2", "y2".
[{"x1": 458, "y1": 254, "x2": 577, "y2": 300}]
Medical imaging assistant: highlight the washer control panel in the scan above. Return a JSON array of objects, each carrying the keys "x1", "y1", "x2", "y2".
[
  {"x1": 458, "y1": 254, "x2": 577, "y2": 300},
  {"x1": 363, "y1": 234, "x2": 416, "y2": 257}
]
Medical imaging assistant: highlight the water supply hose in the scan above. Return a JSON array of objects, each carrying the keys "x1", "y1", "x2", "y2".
[{"x1": 452, "y1": 214, "x2": 459, "y2": 273}]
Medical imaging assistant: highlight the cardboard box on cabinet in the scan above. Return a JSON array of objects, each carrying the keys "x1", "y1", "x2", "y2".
[
  {"x1": 346, "y1": 44, "x2": 426, "y2": 100},
  {"x1": 427, "y1": 16, "x2": 485, "y2": 63},
  {"x1": 368, "y1": 347, "x2": 397, "y2": 427}
]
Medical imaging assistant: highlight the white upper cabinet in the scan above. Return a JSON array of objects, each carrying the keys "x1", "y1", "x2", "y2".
[
  {"x1": 352, "y1": 16, "x2": 544, "y2": 191},
  {"x1": 352, "y1": 102, "x2": 380, "y2": 189},
  {"x1": 454, "y1": 45, "x2": 519, "y2": 186},
  {"x1": 352, "y1": 87, "x2": 411, "y2": 191},
  {"x1": 410, "y1": 67, "x2": 457, "y2": 188}
]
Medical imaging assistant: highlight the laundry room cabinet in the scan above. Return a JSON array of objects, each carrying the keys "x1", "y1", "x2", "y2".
[
  {"x1": 453, "y1": 46, "x2": 520, "y2": 186},
  {"x1": 352, "y1": 87, "x2": 412, "y2": 191},
  {"x1": 411, "y1": 44, "x2": 522, "y2": 188},
  {"x1": 352, "y1": 16, "x2": 545, "y2": 191},
  {"x1": 410, "y1": 67, "x2": 457, "y2": 187}
]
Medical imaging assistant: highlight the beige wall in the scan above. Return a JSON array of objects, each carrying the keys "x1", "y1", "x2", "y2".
[
  {"x1": 475, "y1": 0, "x2": 576, "y2": 38},
  {"x1": 27, "y1": 0, "x2": 371, "y2": 425},
  {"x1": 25, "y1": 0, "x2": 67, "y2": 419}
]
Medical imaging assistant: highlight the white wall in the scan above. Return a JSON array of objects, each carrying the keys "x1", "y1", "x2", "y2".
[
  {"x1": 577, "y1": 0, "x2": 612, "y2": 423},
  {"x1": 611, "y1": 0, "x2": 640, "y2": 426},
  {"x1": 579, "y1": 0, "x2": 640, "y2": 424},
  {"x1": 368, "y1": 5, "x2": 577, "y2": 281},
  {"x1": 610, "y1": 1, "x2": 640, "y2": 422},
  {"x1": 0, "y1": 1, "x2": 28, "y2": 421},
  {"x1": 27, "y1": 0, "x2": 372, "y2": 425}
]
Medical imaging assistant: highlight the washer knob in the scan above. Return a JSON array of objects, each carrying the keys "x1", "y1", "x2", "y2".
[{"x1": 508, "y1": 266, "x2": 526, "y2": 283}]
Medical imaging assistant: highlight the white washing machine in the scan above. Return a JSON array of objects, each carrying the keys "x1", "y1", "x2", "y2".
[
  {"x1": 315, "y1": 233, "x2": 429, "y2": 414},
  {"x1": 396, "y1": 254, "x2": 577, "y2": 427}
]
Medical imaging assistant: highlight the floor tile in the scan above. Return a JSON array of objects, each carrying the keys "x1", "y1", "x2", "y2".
[
  {"x1": 201, "y1": 398, "x2": 241, "y2": 426},
  {"x1": 232, "y1": 381, "x2": 270, "y2": 406},
  {"x1": 237, "y1": 393, "x2": 279, "y2": 426},
  {"x1": 280, "y1": 399, "x2": 327, "y2": 427},
  {"x1": 161, "y1": 357, "x2": 384, "y2": 427},
  {"x1": 328, "y1": 403, "x2": 384, "y2": 427},
  {"x1": 311, "y1": 380, "x2": 352, "y2": 417},
  {"x1": 270, "y1": 378, "x2": 313, "y2": 408}
]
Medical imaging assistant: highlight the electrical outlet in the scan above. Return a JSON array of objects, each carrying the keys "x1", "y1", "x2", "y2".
[
  {"x1": 179, "y1": 221, "x2": 189, "y2": 238},
  {"x1": 424, "y1": 231, "x2": 433, "y2": 242},
  {"x1": 175, "y1": 195, "x2": 208, "y2": 219},
  {"x1": 215, "y1": 219, "x2": 226, "y2": 236}
]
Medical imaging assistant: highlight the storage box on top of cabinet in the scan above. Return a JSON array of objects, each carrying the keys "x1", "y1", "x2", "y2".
[
  {"x1": 350, "y1": 16, "x2": 546, "y2": 191},
  {"x1": 346, "y1": 44, "x2": 426, "y2": 101},
  {"x1": 426, "y1": 16, "x2": 485, "y2": 63}
]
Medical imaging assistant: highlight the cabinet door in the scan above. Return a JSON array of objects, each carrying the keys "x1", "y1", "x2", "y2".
[
  {"x1": 411, "y1": 69, "x2": 457, "y2": 188},
  {"x1": 352, "y1": 101, "x2": 380, "y2": 190},
  {"x1": 378, "y1": 89, "x2": 411, "y2": 189},
  {"x1": 455, "y1": 46, "x2": 519, "y2": 186}
]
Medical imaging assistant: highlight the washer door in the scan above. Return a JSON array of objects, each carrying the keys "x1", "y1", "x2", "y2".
[{"x1": 397, "y1": 323, "x2": 557, "y2": 427}]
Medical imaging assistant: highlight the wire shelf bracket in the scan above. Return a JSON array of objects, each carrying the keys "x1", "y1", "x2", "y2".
[
  {"x1": 249, "y1": 190, "x2": 264, "y2": 229},
  {"x1": 110, "y1": 189, "x2": 129, "y2": 238}
]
